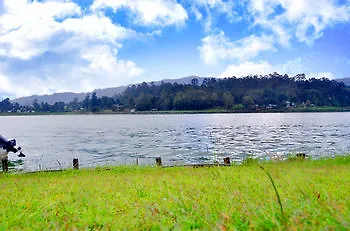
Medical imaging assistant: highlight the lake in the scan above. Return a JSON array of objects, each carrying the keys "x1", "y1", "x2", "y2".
[{"x1": 1, "y1": 112, "x2": 349, "y2": 171}]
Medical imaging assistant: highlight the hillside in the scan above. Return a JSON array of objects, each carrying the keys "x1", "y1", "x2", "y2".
[
  {"x1": 337, "y1": 77, "x2": 350, "y2": 86},
  {"x1": 12, "y1": 86, "x2": 127, "y2": 106},
  {"x1": 11, "y1": 76, "x2": 208, "y2": 105},
  {"x1": 11, "y1": 76, "x2": 349, "y2": 106}
]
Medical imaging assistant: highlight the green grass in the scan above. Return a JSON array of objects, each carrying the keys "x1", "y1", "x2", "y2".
[{"x1": 1, "y1": 156, "x2": 349, "y2": 230}]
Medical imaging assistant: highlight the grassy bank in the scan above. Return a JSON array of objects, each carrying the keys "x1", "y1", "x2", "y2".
[{"x1": 1, "y1": 157, "x2": 349, "y2": 230}]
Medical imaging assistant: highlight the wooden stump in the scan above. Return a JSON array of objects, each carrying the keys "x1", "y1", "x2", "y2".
[
  {"x1": 73, "y1": 158, "x2": 79, "y2": 169},
  {"x1": 296, "y1": 153, "x2": 306, "y2": 159},
  {"x1": 224, "y1": 157, "x2": 231, "y2": 165},
  {"x1": 2, "y1": 158, "x2": 8, "y2": 172},
  {"x1": 155, "y1": 157, "x2": 162, "y2": 167}
]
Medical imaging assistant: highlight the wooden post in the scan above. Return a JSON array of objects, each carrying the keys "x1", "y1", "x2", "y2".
[
  {"x1": 155, "y1": 157, "x2": 162, "y2": 167},
  {"x1": 73, "y1": 158, "x2": 79, "y2": 169},
  {"x1": 2, "y1": 158, "x2": 9, "y2": 172},
  {"x1": 136, "y1": 158, "x2": 139, "y2": 166},
  {"x1": 224, "y1": 157, "x2": 231, "y2": 165},
  {"x1": 296, "y1": 153, "x2": 306, "y2": 159}
]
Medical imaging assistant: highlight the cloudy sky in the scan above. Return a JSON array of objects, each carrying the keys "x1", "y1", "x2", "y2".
[{"x1": 0, "y1": 0, "x2": 350, "y2": 99}]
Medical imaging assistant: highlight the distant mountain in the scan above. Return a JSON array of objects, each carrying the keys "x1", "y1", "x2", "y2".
[
  {"x1": 11, "y1": 76, "x2": 210, "y2": 105},
  {"x1": 153, "y1": 76, "x2": 209, "y2": 85},
  {"x1": 336, "y1": 77, "x2": 350, "y2": 86},
  {"x1": 12, "y1": 92, "x2": 87, "y2": 106},
  {"x1": 12, "y1": 86, "x2": 128, "y2": 106}
]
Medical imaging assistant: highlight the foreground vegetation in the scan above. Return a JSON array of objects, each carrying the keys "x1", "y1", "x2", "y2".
[{"x1": 1, "y1": 156, "x2": 349, "y2": 230}]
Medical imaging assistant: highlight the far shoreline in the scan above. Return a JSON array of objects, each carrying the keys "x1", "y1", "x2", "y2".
[{"x1": 1, "y1": 106, "x2": 350, "y2": 116}]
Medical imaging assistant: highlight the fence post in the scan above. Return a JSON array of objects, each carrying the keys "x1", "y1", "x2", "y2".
[
  {"x1": 224, "y1": 157, "x2": 231, "y2": 165},
  {"x1": 155, "y1": 157, "x2": 162, "y2": 167},
  {"x1": 73, "y1": 158, "x2": 79, "y2": 170},
  {"x1": 296, "y1": 153, "x2": 306, "y2": 159},
  {"x1": 2, "y1": 158, "x2": 8, "y2": 172}
]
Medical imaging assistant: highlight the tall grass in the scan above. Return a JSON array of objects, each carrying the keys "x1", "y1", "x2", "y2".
[
  {"x1": 259, "y1": 164, "x2": 284, "y2": 217},
  {"x1": 0, "y1": 156, "x2": 349, "y2": 230}
]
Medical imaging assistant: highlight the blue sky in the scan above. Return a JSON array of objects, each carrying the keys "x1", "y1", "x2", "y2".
[{"x1": 0, "y1": 0, "x2": 350, "y2": 99}]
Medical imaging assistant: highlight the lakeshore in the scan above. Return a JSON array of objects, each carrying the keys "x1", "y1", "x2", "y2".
[
  {"x1": 1, "y1": 106, "x2": 350, "y2": 116},
  {"x1": 1, "y1": 156, "x2": 349, "y2": 230}
]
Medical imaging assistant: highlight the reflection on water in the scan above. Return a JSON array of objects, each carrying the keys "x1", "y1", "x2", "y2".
[{"x1": 1, "y1": 112, "x2": 349, "y2": 171}]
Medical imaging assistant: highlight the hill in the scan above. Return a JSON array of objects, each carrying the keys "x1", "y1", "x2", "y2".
[
  {"x1": 336, "y1": 77, "x2": 350, "y2": 86},
  {"x1": 11, "y1": 76, "x2": 349, "y2": 106},
  {"x1": 11, "y1": 76, "x2": 208, "y2": 105}
]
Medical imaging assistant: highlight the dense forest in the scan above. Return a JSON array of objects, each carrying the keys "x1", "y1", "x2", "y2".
[{"x1": 1, "y1": 73, "x2": 350, "y2": 113}]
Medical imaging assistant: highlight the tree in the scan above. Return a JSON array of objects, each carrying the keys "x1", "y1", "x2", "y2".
[
  {"x1": 90, "y1": 92, "x2": 99, "y2": 112},
  {"x1": 0, "y1": 98, "x2": 12, "y2": 112},
  {"x1": 223, "y1": 92, "x2": 234, "y2": 109},
  {"x1": 135, "y1": 93, "x2": 153, "y2": 111},
  {"x1": 51, "y1": 102, "x2": 65, "y2": 112},
  {"x1": 32, "y1": 99, "x2": 41, "y2": 112},
  {"x1": 82, "y1": 94, "x2": 90, "y2": 111},
  {"x1": 69, "y1": 97, "x2": 80, "y2": 111},
  {"x1": 191, "y1": 78, "x2": 199, "y2": 86},
  {"x1": 41, "y1": 102, "x2": 50, "y2": 112},
  {"x1": 243, "y1": 96, "x2": 254, "y2": 109},
  {"x1": 99, "y1": 96, "x2": 115, "y2": 110}
]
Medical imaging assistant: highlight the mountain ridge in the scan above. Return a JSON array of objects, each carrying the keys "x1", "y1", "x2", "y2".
[
  {"x1": 11, "y1": 76, "x2": 349, "y2": 105},
  {"x1": 11, "y1": 76, "x2": 210, "y2": 105}
]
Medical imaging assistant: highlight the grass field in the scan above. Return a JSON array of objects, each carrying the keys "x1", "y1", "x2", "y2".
[{"x1": 0, "y1": 156, "x2": 349, "y2": 230}]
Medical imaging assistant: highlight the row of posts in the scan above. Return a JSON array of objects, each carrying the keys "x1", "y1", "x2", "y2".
[
  {"x1": 1, "y1": 154, "x2": 307, "y2": 172},
  {"x1": 72, "y1": 157, "x2": 231, "y2": 169},
  {"x1": 155, "y1": 157, "x2": 231, "y2": 167},
  {"x1": 1, "y1": 157, "x2": 232, "y2": 172}
]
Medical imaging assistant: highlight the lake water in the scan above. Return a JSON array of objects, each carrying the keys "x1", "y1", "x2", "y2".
[{"x1": 1, "y1": 112, "x2": 350, "y2": 172}]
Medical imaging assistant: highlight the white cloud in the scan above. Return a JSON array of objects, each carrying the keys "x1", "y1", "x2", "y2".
[
  {"x1": 198, "y1": 31, "x2": 275, "y2": 65},
  {"x1": 308, "y1": 72, "x2": 335, "y2": 79},
  {"x1": 61, "y1": 15, "x2": 136, "y2": 43},
  {"x1": 191, "y1": 6, "x2": 203, "y2": 21},
  {"x1": 219, "y1": 59, "x2": 335, "y2": 79},
  {"x1": 246, "y1": 0, "x2": 350, "y2": 45},
  {"x1": 219, "y1": 61, "x2": 275, "y2": 77},
  {"x1": 79, "y1": 46, "x2": 143, "y2": 88},
  {"x1": 91, "y1": 0, "x2": 188, "y2": 27},
  {"x1": 0, "y1": 0, "x2": 145, "y2": 98},
  {"x1": 0, "y1": 3, "x2": 134, "y2": 60},
  {"x1": 0, "y1": 0, "x2": 82, "y2": 59},
  {"x1": 197, "y1": 0, "x2": 350, "y2": 69},
  {"x1": 189, "y1": 0, "x2": 237, "y2": 32},
  {"x1": 0, "y1": 0, "x2": 81, "y2": 34},
  {"x1": 0, "y1": 45, "x2": 144, "y2": 98},
  {"x1": 0, "y1": 73, "x2": 12, "y2": 95}
]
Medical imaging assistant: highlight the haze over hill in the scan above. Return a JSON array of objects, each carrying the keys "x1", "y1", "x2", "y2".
[
  {"x1": 337, "y1": 78, "x2": 350, "y2": 86},
  {"x1": 12, "y1": 76, "x2": 209, "y2": 105}
]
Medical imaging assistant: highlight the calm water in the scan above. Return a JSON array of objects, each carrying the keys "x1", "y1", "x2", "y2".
[{"x1": 1, "y1": 113, "x2": 350, "y2": 171}]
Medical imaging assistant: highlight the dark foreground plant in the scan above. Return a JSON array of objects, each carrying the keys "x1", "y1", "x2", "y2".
[{"x1": 259, "y1": 164, "x2": 284, "y2": 217}]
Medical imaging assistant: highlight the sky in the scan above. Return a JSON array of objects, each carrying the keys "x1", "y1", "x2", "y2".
[{"x1": 0, "y1": 0, "x2": 350, "y2": 99}]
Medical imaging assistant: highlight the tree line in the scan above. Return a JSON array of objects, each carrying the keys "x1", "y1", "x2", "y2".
[{"x1": 1, "y1": 73, "x2": 350, "y2": 113}]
